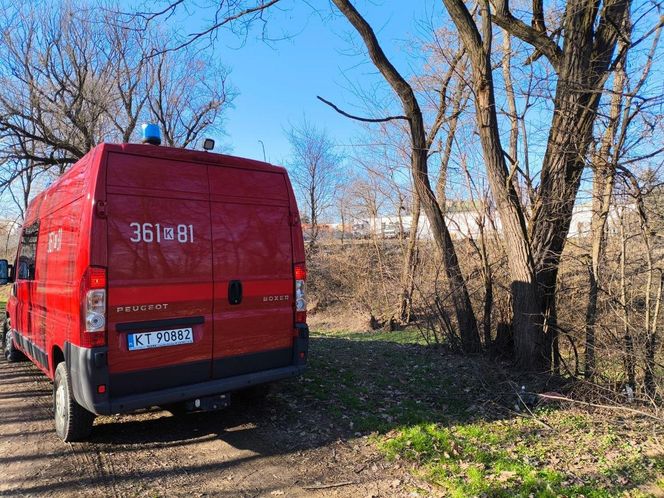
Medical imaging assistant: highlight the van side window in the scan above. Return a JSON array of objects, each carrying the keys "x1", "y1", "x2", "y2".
[{"x1": 17, "y1": 222, "x2": 40, "y2": 280}]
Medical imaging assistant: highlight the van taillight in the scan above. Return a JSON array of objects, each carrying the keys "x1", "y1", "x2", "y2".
[
  {"x1": 294, "y1": 265, "x2": 307, "y2": 281},
  {"x1": 88, "y1": 267, "x2": 107, "y2": 289},
  {"x1": 294, "y1": 263, "x2": 307, "y2": 323},
  {"x1": 82, "y1": 267, "x2": 107, "y2": 348}
]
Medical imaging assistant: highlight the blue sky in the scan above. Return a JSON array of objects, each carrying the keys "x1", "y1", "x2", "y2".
[
  {"x1": 160, "y1": 0, "x2": 662, "y2": 209},
  {"x1": 161, "y1": 1, "x2": 439, "y2": 164}
]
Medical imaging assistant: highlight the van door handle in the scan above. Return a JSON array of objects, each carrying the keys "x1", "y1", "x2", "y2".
[{"x1": 228, "y1": 280, "x2": 242, "y2": 305}]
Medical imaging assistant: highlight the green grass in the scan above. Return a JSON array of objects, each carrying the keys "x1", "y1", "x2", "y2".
[
  {"x1": 291, "y1": 332, "x2": 471, "y2": 433},
  {"x1": 379, "y1": 417, "x2": 663, "y2": 497},
  {"x1": 281, "y1": 330, "x2": 664, "y2": 497},
  {"x1": 314, "y1": 327, "x2": 428, "y2": 345}
]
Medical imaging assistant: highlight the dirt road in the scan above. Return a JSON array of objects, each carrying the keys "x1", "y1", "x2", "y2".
[{"x1": 0, "y1": 354, "x2": 415, "y2": 497}]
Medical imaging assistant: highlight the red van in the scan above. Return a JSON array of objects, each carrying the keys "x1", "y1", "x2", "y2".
[{"x1": 0, "y1": 141, "x2": 308, "y2": 441}]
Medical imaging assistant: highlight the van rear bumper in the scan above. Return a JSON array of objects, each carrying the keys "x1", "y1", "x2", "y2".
[
  {"x1": 106, "y1": 364, "x2": 305, "y2": 414},
  {"x1": 65, "y1": 324, "x2": 309, "y2": 416}
]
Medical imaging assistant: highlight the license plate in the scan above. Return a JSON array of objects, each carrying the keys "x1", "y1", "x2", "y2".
[{"x1": 127, "y1": 328, "x2": 193, "y2": 351}]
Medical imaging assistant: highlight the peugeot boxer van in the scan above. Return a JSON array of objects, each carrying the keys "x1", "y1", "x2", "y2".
[{"x1": 0, "y1": 140, "x2": 308, "y2": 441}]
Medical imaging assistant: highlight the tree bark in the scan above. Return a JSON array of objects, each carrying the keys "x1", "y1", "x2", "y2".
[
  {"x1": 441, "y1": 0, "x2": 543, "y2": 367},
  {"x1": 440, "y1": 0, "x2": 630, "y2": 368},
  {"x1": 525, "y1": 0, "x2": 630, "y2": 364}
]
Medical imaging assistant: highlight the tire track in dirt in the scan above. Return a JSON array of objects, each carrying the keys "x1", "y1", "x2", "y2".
[
  {"x1": 1, "y1": 352, "x2": 416, "y2": 497},
  {"x1": 0, "y1": 357, "x2": 119, "y2": 497},
  {"x1": 67, "y1": 440, "x2": 121, "y2": 498}
]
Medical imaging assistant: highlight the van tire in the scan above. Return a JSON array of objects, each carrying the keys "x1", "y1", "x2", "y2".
[
  {"x1": 54, "y1": 363, "x2": 95, "y2": 442},
  {"x1": 3, "y1": 325, "x2": 24, "y2": 362}
]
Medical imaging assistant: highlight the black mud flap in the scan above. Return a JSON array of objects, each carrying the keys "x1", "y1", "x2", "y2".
[{"x1": 293, "y1": 323, "x2": 309, "y2": 366}]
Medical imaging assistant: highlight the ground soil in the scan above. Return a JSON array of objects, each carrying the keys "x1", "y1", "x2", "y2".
[{"x1": 0, "y1": 356, "x2": 418, "y2": 497}]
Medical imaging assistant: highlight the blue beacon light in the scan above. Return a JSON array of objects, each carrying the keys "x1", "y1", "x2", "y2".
[{"x1": 141, "y1": 123, "x2": 161, "y2": 145}]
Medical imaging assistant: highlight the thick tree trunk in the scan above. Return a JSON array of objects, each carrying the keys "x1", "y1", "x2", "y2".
[
  {"x1": 489, "y1": 0, "x2": 629, "y2": 367},
  {"x1": 527, "y1": 0, "x2": 630, "y2": 364},
  {"x1": 441, "y1": 0, "x2": 543, "y2": 368}
]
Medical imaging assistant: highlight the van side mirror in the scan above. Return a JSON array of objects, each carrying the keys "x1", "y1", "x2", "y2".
[{"x1": 0, "y1": 260, "x2": 10, "y2": 285}]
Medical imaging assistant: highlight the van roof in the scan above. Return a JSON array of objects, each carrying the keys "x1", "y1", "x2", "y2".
[
  {"x1": 102, "y1": 143, "x2": 285, "y2": 173},
  {"x1": 25, "y1": 143, "x2": 287, "y2": 220}
]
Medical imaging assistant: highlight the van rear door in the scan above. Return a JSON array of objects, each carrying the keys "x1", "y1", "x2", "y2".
[
  {"x1": 105, "y1": 152, "x2": 214, "y2": 396},
  {"x1": 209, "y1": 166, "x2": 294, "y2": 378}
]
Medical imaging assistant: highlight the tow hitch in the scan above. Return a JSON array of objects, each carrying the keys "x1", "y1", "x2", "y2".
[{"x1": 185, "y1": 393, "x2": 231, "y2": 412}]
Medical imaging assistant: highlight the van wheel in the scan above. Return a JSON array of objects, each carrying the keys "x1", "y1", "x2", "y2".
[
  {"x1": 4, "y1": 326, "x2": 24, "y2": 362},
  {"x1": 54, "y1": 363, "x2": 95, "y2": 442}
]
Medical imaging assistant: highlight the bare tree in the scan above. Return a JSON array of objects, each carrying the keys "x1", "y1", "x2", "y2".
[
  {"x1": 328, "y1": 0, "x2": 482, "y2": 353},
  {"x1": 621, "y1": 169, "x2": 663, "y2": 397},
  {"x1": 147, "y1": 44, "x2": 234, "y2": 147},
  {"x1": 129, "y1": 0, "x2": 284, "y2": 53},
  {"x1": 286, "y1": 119, "x2": 342, "y2": 249},
  {"x1": 438, "y1": 0, "x2": 635, "y2": 368},
  {"x1": 585, "y1": 15, "x2": 662, "y2": 378},
  {"x1": 0, "y1": 1, "x2": 235, "y2": 219}
]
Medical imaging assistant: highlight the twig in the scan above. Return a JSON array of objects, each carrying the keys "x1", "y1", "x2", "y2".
[
  {"x1": 513, "y1": 407, "x2": 555, "y2": 431},
  {"x1": 302, "y1": 481, "x2": 356, "y2": 490},
  {"x1": 538, "y1": 394, "x2": 663, "y2": 422}
]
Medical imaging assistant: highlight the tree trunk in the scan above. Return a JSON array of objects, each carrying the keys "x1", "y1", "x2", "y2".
[
  {"x1": 441, "y1": 0, "x2": 542, "y2": 367},
  {"x1": 619, "y1": 217, "x2": 635, "y2": 389},
  {"x1": 332, "y1": 0, "x2": 481, "y2": 353},
  {"x1": 501, "y1": 30, "x2": 520, "y2": 197},
  {"x1": 441, "y1": 0, "x2": 630, "y2": 368},
  {"x1": 644, "y1": 272, "x2": 662, "y2": 397},
  {"x1": 527, "y1": 0, "x2": 630, "y2": 364},
  {"x1": 435, "y1": 83, "x2": 464, "y2": 210},
  {"x1": 584, "y1": 37, "x2": 627, "y2": 377},
  {"x1": 398, "y1": 194, "x2": 420, "y2": 323}
]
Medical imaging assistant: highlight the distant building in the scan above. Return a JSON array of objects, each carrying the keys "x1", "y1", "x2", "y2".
[
  {"x1": 333, "y1": 201, "x2": 632, "y2": 241},
  {"x1": 347, "y1": 206, "x2": 501, "y2": 241},
  {"x1": 567, "y1": 202, "x2": 630, "y2": 238}
]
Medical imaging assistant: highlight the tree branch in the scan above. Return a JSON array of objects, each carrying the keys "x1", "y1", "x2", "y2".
[
  {"x1": 147, "y1": 0, "x2": 282, "y2": 56},
  {"x1": 316, "y1": 96, "x2": 409, "y2": 123},
  {"x1": 491, "y1": 0, "x2": 562, "y2": 71}
]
